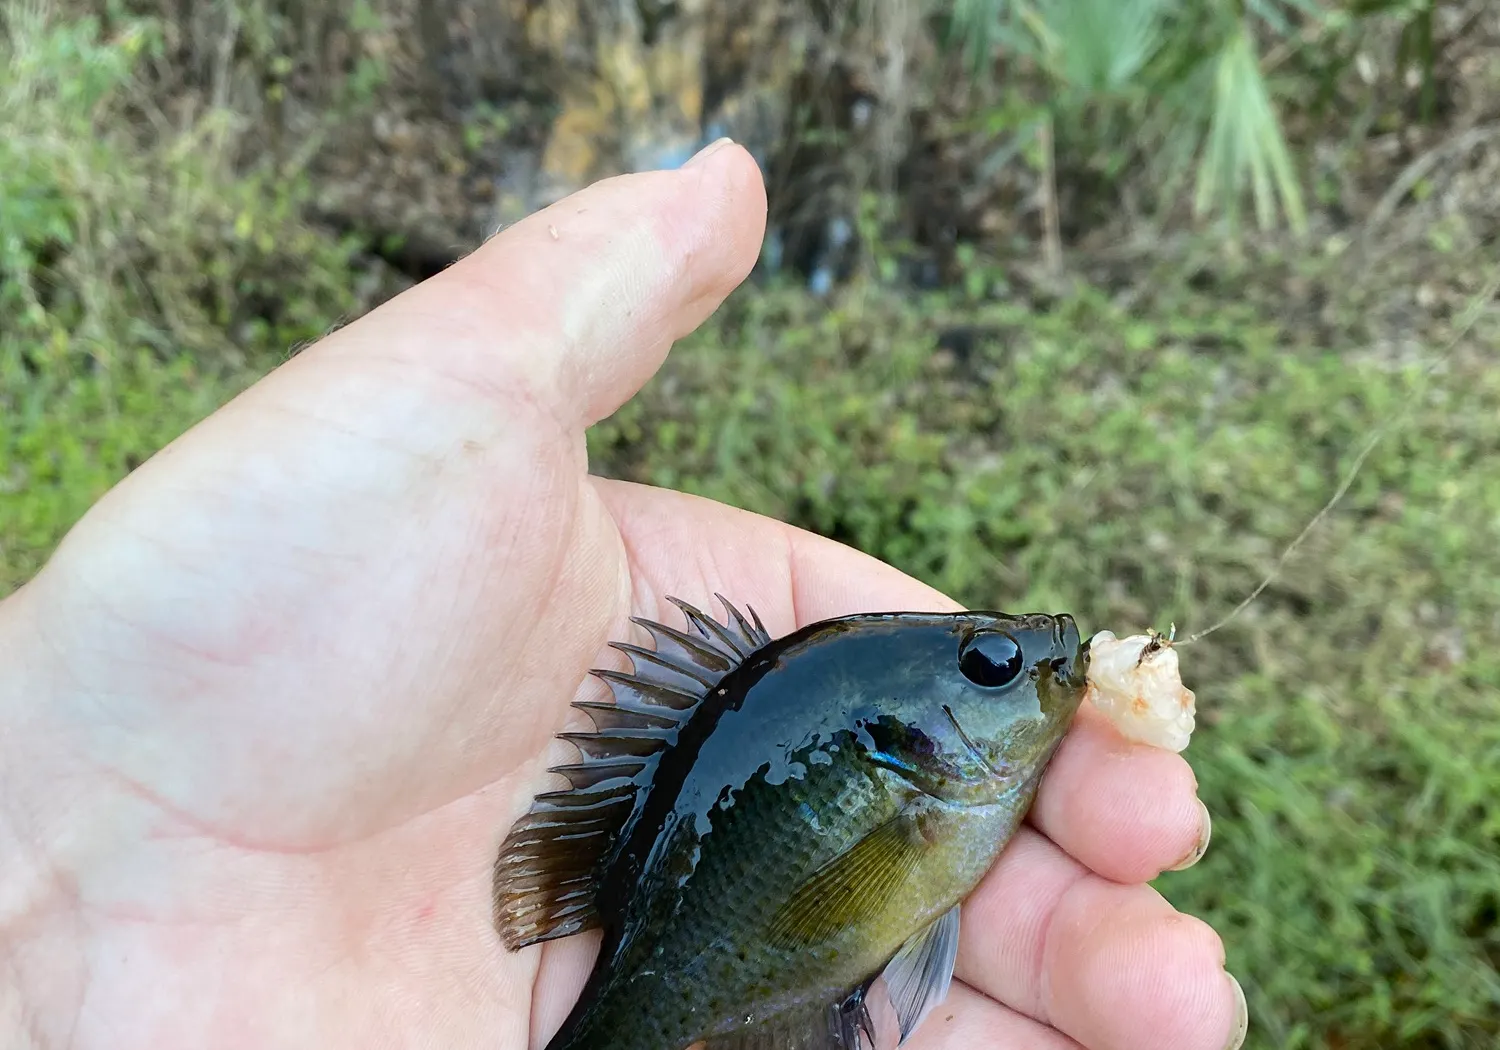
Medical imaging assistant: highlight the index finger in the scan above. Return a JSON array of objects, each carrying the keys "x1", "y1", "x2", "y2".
[{"x1": 1029, "y1": 703, "x2": 1210, "y2": 883}]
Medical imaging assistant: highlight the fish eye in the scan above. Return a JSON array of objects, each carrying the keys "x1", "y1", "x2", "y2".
[{"x1": 959, "y1": 631, "x2": 1025, "y2": 688}]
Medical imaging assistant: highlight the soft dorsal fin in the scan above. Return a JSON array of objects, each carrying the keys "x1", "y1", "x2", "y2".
[{"x1": 492, "y1": 595, "x2": 770, "y2": 950}]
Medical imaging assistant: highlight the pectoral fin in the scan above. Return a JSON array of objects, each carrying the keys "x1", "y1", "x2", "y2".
[
  {"x1": 766, "y1": 811, "x2": 929, "y2": 950},
  {"x1": 878, "y1": 904, "x2": 961, "y2": 1044}
]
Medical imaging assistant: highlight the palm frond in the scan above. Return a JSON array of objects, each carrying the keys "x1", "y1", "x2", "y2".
[
  {"x1": 943, "y1": 0, "x2": 1311, "y2": 235},
  {"x1": 946, "y1": 0, "x2": 1050, "y2": 75},
  {"x1": 1246, "y1": 0, "x2": 1327, "y2": 34},
  {"x1": 1193, "y1": 27, "x2": 1307, "y2": 234},
  {"x1": 1031, "y1": 0, "x2": 1168, "y2": 93}
]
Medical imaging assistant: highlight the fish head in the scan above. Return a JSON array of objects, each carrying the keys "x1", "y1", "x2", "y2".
[
  {"x1": 942, "y1": 610, "x2": 1089, "y2": 776},
  {"x1": 836, "y1": 610, "x2": 1089, "y2": 799}
]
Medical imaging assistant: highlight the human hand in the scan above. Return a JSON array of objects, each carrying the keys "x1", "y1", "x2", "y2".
[{"x1": 0, "y1": 140, "x2": 1244, "y2": 1050}]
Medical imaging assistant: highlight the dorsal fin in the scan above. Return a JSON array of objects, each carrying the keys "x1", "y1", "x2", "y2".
[
  {"x1": 668, "y1": 593, "x2": 771, "y2": 658},
  {"x1": 492, "y1": 595, "x2": 770, "y2": 950}
]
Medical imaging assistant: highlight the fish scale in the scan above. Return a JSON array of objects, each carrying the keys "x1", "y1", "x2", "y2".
[{"x1": 569, "y1": 746, "x2": 897, "y2": 1049}]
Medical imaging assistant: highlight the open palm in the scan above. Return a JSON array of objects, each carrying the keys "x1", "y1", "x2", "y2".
[{"x1": 0, "y1": 142, "x2": 1243, "y2": 1050}]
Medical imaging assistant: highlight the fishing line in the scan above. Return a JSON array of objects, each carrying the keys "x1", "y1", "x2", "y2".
[{"x1": 1175, "y1": 267, "x2": 1500, "y2": 647}]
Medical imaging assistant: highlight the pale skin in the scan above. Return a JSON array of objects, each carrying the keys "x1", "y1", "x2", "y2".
[{"x1": 0, "y1": 140, "x2": 1245, "y2": 1050}]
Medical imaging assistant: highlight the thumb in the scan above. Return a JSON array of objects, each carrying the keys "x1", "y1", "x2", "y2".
[
  {"x1": 316, "y1": 138, "x2": 767, "y2": 432},
  {"x1": 13, "y1": 144, "x2": 767, "y2": 843}
]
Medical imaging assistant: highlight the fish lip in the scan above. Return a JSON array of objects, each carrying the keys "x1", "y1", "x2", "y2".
[
  {"x1": 1052, "y1": 613, "x2": 1079, "y2": 651},
  {"x1": 1050, "y1": 613, "x2": 1090, "y2": 688}
]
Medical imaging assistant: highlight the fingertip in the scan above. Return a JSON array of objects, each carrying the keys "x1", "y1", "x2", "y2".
[
  {"x1": 1167, "y1": 798, "x2": 1213, "y2": 873},
  {"x1": 1223, "y1": 972, "x2": 1249, "y2": 1050},
  {"x1": 1048, "y1": 881, "x2": 1236, "y2": 1050},
  {"x1": 664, "y1": 140, "x2": 768, "y2": 337},
  {"x1": 552, "y1": 145, "x2": 764, "y2": 424}
]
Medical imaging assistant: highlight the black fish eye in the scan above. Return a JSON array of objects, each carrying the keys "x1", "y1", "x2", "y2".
[{"x1": 959, "y1": 631, "x2": 1025, "y2": 688}]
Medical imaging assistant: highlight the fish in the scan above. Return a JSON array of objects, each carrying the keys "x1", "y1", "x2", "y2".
[{"x1": 492, "y1": 596, "x2": 1090, "y2": 1050}]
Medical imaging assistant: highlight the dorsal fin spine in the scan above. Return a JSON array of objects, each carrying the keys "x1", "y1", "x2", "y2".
[
  {"x1": 669, "y1": 595, "x2": 751, "y2": 658},
  {"x1": 593, "y1": 669, "x2": 703, "y2": 711},
  {"x1": 629, "y1": 616, "x2": 735, "y2": 672},
  {"x1": 717, "y1": 592, "x2": 773, "y2": 650},
  {"x1": 610, "y1": 641, "x2": 718, "y2": 686},
  {"x1": 491, "y1": 596, "x2": 769, "y2": 950}
]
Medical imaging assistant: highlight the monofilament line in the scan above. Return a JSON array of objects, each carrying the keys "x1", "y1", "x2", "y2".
[{"x1": 1179, "y1": 268, "x2": 1500, "y2": 647}]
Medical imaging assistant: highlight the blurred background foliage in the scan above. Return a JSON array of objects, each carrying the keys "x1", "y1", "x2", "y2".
[{"x1": 3, "y1": 1, "x2": 1498, "y2": 1047}]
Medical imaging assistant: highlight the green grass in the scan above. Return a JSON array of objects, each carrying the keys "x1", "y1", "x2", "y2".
[
  {"x1": 12, "y1": 252, "x2": 1495, "y2": 1049},
  {"x1": 5, "y1": 4, "x2": 1500, "y2": 1048}
]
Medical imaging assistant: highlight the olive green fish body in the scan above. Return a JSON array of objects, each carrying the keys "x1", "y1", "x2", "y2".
[
  {"x1": 580, "y1": 783, "x2": 1033, "y2": 1050},
  {"x1": 493, "y1": 601, "x2": 1088, "y2": 1050}
]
